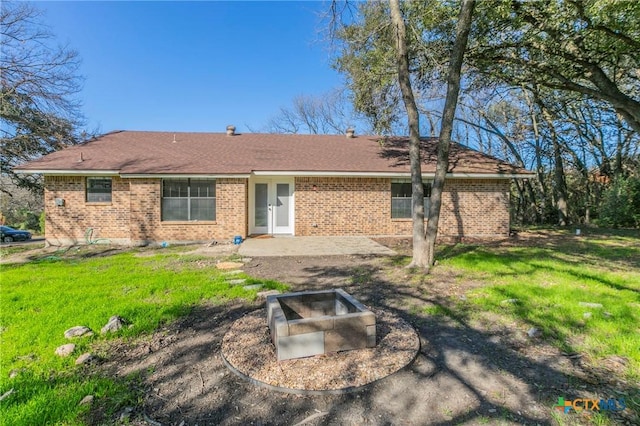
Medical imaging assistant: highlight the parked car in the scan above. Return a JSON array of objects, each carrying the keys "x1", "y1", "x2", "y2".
[{"x1": 0, "y1": 226, "x2": 32, "y2": 242}]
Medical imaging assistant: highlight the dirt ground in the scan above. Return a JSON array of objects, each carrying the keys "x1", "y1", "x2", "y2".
[
  {"x1": 4, "y1": 236, "x2": 636, "y2": 425},
  {"x1": 74, "y1": 234, "x2": 635, "y2": 426}
]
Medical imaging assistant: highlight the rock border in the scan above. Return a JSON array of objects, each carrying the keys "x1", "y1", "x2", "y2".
[{"x1": 221, "y1": 307, "x2": 420, "y2": 395}]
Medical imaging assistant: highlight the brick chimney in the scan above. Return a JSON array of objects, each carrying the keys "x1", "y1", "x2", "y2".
[
  {"x1": 226, "y1": 125, "x2": 236, "y2": 136},
  {"x1": 345, "y1": 128, "x2": 355, "y2": 138}
]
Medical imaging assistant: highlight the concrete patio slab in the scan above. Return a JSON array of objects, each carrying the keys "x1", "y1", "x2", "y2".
[{"x1": 238, "y1": 236, "x2": 396, "y2": 257}]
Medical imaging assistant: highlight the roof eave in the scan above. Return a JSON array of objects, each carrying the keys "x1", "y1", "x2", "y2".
[
  {"x1": 445, "y1": 172, "x2": 536, "y2": 179},
  {"x1": 14, "y1": 169, "x2": 120, "y2": 176},
  {"x1": 253, "y1": 171, "x2": 535, "y2": 179},
  {"x1": 120, "y1": 173, "x2": 251, "y2": 179},
  {"x1": 14, "y1": 169, "x2": 535, "y2": 179}
]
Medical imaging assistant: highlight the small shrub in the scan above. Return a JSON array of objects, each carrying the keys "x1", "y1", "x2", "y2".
[{"x1": 597, "y1": 175, "x2": 640, "y2": 228}]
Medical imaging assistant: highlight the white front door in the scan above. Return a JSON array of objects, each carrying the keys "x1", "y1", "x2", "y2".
[{"x1": 250, "y1": 179, "x2": 294, "y2": 235}]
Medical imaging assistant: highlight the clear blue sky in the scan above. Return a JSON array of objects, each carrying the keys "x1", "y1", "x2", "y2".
[{"x1": 34, "y1": 1, "x2": 344, "y2": 134}]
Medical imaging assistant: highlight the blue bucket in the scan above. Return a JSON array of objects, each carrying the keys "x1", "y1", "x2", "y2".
[{"x1": 233, "y1": 235, "x2": 243, "y2": 245}]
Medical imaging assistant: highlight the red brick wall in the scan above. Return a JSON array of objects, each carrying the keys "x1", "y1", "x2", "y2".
[
  {"x1": 44, "y1": 176, "x2": 247, "y2": 245},
  {"x1": 295, "y1": 177, "x2": 393, "y2": 236},
  {"x1": 44, "y1": 175, "x2": 508, "y2": 245},
  {"x1": 294, "y1": 177, "x2": 510, "y2": 239},
  {"x1": 129, "y1": 178, "x2": 247, "y2": 245},
  {"x1": 44, "y1": 176, "x2": 130, "y2": 245},
  {"x1": 439, "y1": 179, "x2": 511, "y2": 238}
]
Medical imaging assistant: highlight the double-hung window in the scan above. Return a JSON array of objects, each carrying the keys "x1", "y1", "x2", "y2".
[
  {"x1": 391, "y1": 180, "x2": 432, "y2": 219},
  {"x1": 86, "y1": 177, "x2": 112, "y2": 203},
  {"x1": 162, "y1": 179, "x2": 216, "y2": 221}
]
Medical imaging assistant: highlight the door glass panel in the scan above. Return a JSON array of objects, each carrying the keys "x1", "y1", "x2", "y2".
[
  {"x1": 255, "y1": 183, "x2": 268, "y2": 227},
  {"x1": 276, "y1": 183, "x2": 289, "y2": 227}
]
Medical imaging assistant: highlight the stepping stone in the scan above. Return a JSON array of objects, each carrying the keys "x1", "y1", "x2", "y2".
[
  {"x1": 243, "y1": 284, "x2": 263, "y2": 291},
  {"x1": 216, "y1": 262, "x2": 244, "y2": 270},
  {"x1": 579, "y1": 302, "x2": 603, "y2": 308},
  {"x1": 228, "y1": 279, "x2": 247, "y2": 285},
  {"x1": 223, "y1": 270, "x2": 244, "y2": 276},
  {"x1": 257, "y1": 290, "x2": 281, "y2": 299}
]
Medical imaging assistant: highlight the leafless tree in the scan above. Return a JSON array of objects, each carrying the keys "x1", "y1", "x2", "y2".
[
  {"x1": 1, "y1": 1, "x2": 85, "y2": 195},
  {"x1": 264, "y1": 90, "x2": 365, "y2": 135}
]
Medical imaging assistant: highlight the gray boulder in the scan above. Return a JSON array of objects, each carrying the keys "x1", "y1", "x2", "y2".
[
  {"x1": 75, "y1": 353, "x2": 96, "y2": 365},
  {"x1": 527, "y1": 327, "x2": 542, "y2": 338},
  {"x1": 79, "y1": 395, "x2": 94, "y2": 406},
  {"x1": 64, "y1": 326, "x2": 93, "y2": 339},
  {"x1": 101, "y1": 316, "x2": 126, "y2": 334},
  {"x1": 55, "y1": 343, "x2": 76, "y2": 357}
]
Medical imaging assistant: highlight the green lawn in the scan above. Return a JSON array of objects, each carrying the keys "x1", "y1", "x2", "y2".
[
  {"x1": 437, "y1": 231, "x2": 640, "y2": 383},
  {"x1": 0, "y1": 249, "x2": 286, "y2": 425}
]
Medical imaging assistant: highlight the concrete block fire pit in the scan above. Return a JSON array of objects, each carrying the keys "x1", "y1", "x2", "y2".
[{"x1": 266, "y1": 289, "x2": 376, "y2": 361}]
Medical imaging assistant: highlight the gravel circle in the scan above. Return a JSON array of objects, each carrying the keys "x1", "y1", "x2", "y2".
[{"x1": 221, "y1": 307, "x2": 420, "y2": 392}]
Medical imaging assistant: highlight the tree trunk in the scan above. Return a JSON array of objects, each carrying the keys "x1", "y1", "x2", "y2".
[
  {"x1": 552, "y1": 139, "x2": 569, "y2": 225},
  {"x1": 424, "y1": 0, "x2": 476, "y2": 269},
  {"x1": 389, "y1": 0, "x2": 428, "y2": 267},
  {"x1": 538, "y1": 103, "x2": 569, "y2": 225},
  {"x1": 585, "y1": 180, "x2": 591, "y2": 225}
]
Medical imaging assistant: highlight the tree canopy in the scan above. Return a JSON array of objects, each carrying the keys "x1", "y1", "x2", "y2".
[
  {"x1": 469, "y1": 0, "x2": 640, "y2": 134},
  {"x1": 332, "y1": 0, "x2": 639, "y2": 228},
  {"x1": 334, "y1": 0, "x2": 640, "y2": 135}
]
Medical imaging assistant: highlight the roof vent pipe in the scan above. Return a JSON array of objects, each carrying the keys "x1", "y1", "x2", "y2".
[
  {"x1": 226, "y1": 125, "x2": 236, "y2": 136},
  {"x1": 346, "y1": 128, "x2": 355, "y2": 138}
]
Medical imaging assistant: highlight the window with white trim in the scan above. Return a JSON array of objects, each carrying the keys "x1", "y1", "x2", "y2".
[
  {"x1": 391, "y1": 180, "x2": 432, "y2": 219},
  {"x1": 162, "y1": 179, "x2": 216, "y2": 221},
  {"x1": 86, "y1": 177, "x2": 112, "y2": 203}
]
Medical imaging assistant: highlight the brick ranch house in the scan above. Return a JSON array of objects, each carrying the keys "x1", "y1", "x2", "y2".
[{"x1": 16, "y1": 129, "x2": 533, "y2": 246}]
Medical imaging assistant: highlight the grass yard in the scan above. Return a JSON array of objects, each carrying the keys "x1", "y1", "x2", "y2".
[
  {"x1": 0, "y1": 247, "x2": 286, "y2": 425},
  {"x1": 437, "y1": 230, "x2": 640, "y2": 384},
  {"x1": 0, "y1": 229, "x2": 638, "y2": 424}
]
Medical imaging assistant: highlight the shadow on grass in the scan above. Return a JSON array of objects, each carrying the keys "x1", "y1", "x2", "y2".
[
  {"x1": 97, "y1": 256, "x2": 638, "y2": 425},
  {"x1": 437, "y1": 243, "x2": 480, "y2": 260},
  {"x1": 448, "y1": 245, "x2": 640, "y2": 295},
  {"x1": 291, "y1": 262, "x2": 639, "y2": 424},
  {"x1": 1, "y1": 368, "x2": 142, "y2": 426}
]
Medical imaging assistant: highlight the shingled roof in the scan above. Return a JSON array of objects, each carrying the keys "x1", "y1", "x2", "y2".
[{"x1": 16, "y1": 130, "x2": 533, "y2": 177}]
